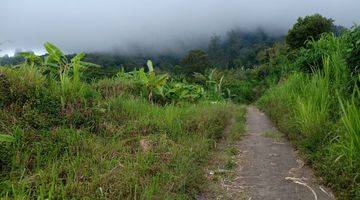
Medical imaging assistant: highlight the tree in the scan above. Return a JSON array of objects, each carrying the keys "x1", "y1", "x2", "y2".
[
  {"x1": 225, "y1": 30, "x2": 243, "y2": 67},
  {"x1": 286, "y1": 14, "x2": 334, "y2": 49},
  {"x1": 208, "y1": 35, "x2": 226, "y2": 68},
  {"x1": 181, "y1": 49, "x2": 209, "y2": 75},
  {"x1": 332, "y1": 25, "x2": 348, "y2": 36}
]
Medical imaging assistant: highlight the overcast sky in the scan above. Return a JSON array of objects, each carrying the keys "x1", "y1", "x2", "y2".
[{"x1": 1, "y1": 0, "x2": 359, "y2": 56}]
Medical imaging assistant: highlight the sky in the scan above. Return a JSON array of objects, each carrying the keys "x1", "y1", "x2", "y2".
[{"x1": 0, "y1": 0, "x2": 359, "y2": 56}]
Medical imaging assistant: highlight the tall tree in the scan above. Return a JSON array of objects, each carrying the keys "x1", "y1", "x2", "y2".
[
  {"x1": 181, "y1": 49, "x2": 209, "y2": 75},
  {"x1": 208, "y1": 35, "x2": 227, "y2": 68},
  {"x1": 286, "y1": 14, "x2": 334, "y2": 49},
  {"x1": 225, "y1": 30, "x2": 243, "y2": 67}
]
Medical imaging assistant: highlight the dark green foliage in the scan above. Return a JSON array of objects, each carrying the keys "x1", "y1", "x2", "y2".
[
  {"x1": 344, "y1": 26, "x2": 360, "y2": 77},
  {"x1": 180, "y1": 49, "x2": 210, "y2": 75},
  {"x1": 286, "y1": 14, "x2": 334, "y2": 49},
  {"x1": 208, "y1": 35, "x2": 226, "y2": 68},
  {"x1": 1, "y1": 28, "x2": 279, "y2": 78},
  {"x1": 331, "y1": 24, "x2": 348, "y2": 37},
  {"x1": 0, "y1": 53, "x2": 24, "y2": 66},
  {"x1": 207, "y1": 29, "x2": 279, "y2": 69}
]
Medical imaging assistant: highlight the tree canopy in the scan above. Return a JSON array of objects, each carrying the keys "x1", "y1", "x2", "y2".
[
  {"x1": 286, "y1": 14, "x2": 334, "y2": 49},
  {"x1": 180, "y1": 49, "x2": 210, "y2": 75}
]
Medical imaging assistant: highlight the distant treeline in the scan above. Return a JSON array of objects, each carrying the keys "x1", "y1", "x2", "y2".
[{"x1": 0, "y1": 28, "x2": 281, "y2": 75}]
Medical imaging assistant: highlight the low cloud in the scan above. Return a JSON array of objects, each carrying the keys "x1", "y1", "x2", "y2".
[{"x1": 0, "y1": 0, "x2": 359, "y2": 55}]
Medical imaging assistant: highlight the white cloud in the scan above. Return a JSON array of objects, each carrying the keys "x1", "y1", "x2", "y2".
[{"x1": 1, "y1": 0, "x2": 359, "y2": 55}]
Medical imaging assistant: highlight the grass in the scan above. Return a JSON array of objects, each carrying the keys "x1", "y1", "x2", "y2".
[
  {"x1": 257, "y1": 32, "x2": 360, "y2": 198},
  {"x1": 0, "y1": 57, "x2": 245, "y2": 199},
  {"x1": 199, "y1": 105, "x2": 248, "y2": 200}
]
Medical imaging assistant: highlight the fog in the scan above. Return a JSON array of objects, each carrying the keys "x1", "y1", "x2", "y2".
[{"x1": 1, "y1": 0, "x2": 359, "y2": 56}]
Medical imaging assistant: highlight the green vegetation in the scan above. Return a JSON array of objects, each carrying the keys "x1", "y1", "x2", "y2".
[
  {"x1": 0, "y1": 13, "x2": 359, "y2": 199},
  {"x1": 0, "y1": 42, "x2": 245, "y2": 199},
  {"x1": 258, "y1": 26, "x2": 360, "y2": 198},
  {"x1": 200, "y1": 106, "x2": 247, "y2": 200},
  {"x1": 180, "y1": 49, "x2": 210, "y2": 75}
]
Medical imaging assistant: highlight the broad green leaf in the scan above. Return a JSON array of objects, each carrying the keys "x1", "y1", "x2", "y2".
[
  {"x1": 19, "y1": 52, "x2": 35, "y2": 58},
  {"x1": 155, "y1": 75, "x2": 168, "y2": 86},
  {"x1": 79, "y1": 61, "x2": 101, "y2": 68},
  {"x1": 71, "y1": 52, "x2": 85, "y2": 64},
  {"x1": 44, "y1": 42, "x2": 64, "y2": 57},
  {"x1": 138, "y1": 69, "x2": 148, "y2": 83},
  {"x1": 44, "y1": 42, "x2": 64, "y2": 63}
]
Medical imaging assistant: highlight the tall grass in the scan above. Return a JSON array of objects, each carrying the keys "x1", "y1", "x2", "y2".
[
  {"x1": 295, "y1": 58, "x2": 332, "y2": 150},
  {"x1": 257, "y1": 31, "x2": 360, "y2": 198},
  {"x1": 338, "y1": 89, "x2": 360, "y2": 171}
]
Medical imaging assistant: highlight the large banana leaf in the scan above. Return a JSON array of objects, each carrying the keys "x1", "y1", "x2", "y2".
[
  {"x1": 138, "y1": 68, "x2": 149, "y2": 84},
  {"x1": 71, "y1": 52, "x2": 85, "y2": 64},
  {"x1": 44, "y1": 42, "x2": 64, "y2": 63}
]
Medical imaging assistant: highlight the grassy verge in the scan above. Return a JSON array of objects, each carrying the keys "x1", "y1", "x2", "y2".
[
  {"x1": 0, "y1": 62, "x2": 240, "y2": 199},
  {"x1": 199, "y1": 105, "x2": 248, "y2": 199},
  {"x1": 257, "y1": 33, "x2": 359, "y2": 198}
]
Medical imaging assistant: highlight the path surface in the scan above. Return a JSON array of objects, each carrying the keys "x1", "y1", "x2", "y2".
[{"x1": 233, "y1": 106, "x2": 334, "y2": 200}]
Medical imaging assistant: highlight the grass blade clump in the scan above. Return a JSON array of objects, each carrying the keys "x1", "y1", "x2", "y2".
[{"x1": 257, "y1": 27, "x2": 360, "y2": 198}]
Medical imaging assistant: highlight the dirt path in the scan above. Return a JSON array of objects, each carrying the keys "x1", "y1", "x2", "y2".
[{"x1": 234, "y1": 106, "x2": 334, "y2": 200}]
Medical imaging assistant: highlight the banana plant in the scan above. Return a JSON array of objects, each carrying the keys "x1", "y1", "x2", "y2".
[
  {"x1": 207, "y1": 69, "x2": 224, "y2": 95},
  {"x1": 20, "y1": 42, "x2": 99, "y2": 79},
  {"x1": 117, "y1": 60, "x2": 168, "y2": 101},
  {"x1": 20, "y1": 42, "x2": 100, "y2": 107},
  {"x1": 164, "y1": 81, "x2": 205, "y2": 102},
  {"x1": 142, "y1": 60, "x2": 169, "y2": 101},
  {"x1": 43, "y1": 42, "x2": 99, "y2": 76},
  {"x1": 19, "y1": 52, "x2": 43, "y2": 68}
]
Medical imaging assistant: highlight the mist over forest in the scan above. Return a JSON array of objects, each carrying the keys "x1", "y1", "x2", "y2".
[{"x1": 1, "y1": 0, "x2": 359, "y2": 56}]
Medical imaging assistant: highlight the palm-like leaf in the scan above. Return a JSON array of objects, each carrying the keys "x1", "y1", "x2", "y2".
[{"x1": 44, "y1": 42, "x2": 64, "y2": 61}]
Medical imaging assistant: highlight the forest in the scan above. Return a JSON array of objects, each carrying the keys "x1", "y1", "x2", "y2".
[{"x1": 0, "y1": 13, "x2": 359, "y2": 199}]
